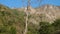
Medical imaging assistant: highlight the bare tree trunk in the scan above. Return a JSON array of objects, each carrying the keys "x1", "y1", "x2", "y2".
[
  {"x1": 23, "y1": 12, "x2": 28, "y2": 34},
  {"x1": 23, "y1": 0, "x2": 30, "y2": 34},
  {"x1": 23, "y1": 0, "x2": 42, "y2": 34}
]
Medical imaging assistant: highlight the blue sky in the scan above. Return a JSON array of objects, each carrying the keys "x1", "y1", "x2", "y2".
[{"x1": 0, "y1": 0, "x2": 60, "y2": 8}]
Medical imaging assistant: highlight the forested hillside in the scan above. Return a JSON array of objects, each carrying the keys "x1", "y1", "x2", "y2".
[
  {"x1": 0, "y1": 4, "x2": 26, "y2": 34},
  {"x1": 0, "y1": 4, "x2": 60, "y2": 34}
]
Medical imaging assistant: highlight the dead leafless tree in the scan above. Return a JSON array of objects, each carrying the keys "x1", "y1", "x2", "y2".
[
  {"x1": 23, "y1": 0, "x2": 31, "y2": 34},
  {"x1": 22, "y1": 0, "x2": 42, "y2": 34}
]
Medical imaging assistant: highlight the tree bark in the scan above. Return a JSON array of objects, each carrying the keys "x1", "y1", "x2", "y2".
[{"x1": 23, "y1": 12, "x2": 28, "y2": 34}]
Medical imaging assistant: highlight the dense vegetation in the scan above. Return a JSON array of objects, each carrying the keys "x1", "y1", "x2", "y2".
[
  {"x1": 0, "y1": 4, "x2": 25, "y2": 34},
  {"x1": 38, "y1": 19, "x2": 60, "y2": 34},
  {"x1": 0, "y1": 4, "x2": 60, "y2": 34}
]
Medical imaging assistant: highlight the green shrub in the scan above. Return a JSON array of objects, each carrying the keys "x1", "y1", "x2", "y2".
[
  {"x1": 39, "y1": 22, "x2": 54, "y2": 34},
  {"x1": 52, "y1": 19, "x2": 60, "y2": 34},
  {"x1": 10, "y1": 26, "x2": 16, "y2": 34}
]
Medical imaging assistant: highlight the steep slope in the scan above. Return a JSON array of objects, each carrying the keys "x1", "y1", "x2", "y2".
[
  {"x1": 0, "y1": 4, "x2": 26, "y2": 34},
  {"x1": 25, "y1": 5, "x2": 60, "y2": 25},
  {"x1": 36, "y1": 5, "x2": 60, "y2": 22},
  {"x1": 11, "y1": 5, "x2": 60, "y2": 34},
  {"x1": 1, "y1": 4, "x2": 60, "y2": 34}
]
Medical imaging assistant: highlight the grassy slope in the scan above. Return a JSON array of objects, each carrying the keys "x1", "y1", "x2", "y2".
[{"x1": 0, "y1": 4, "x2": 25, "y2": 34}]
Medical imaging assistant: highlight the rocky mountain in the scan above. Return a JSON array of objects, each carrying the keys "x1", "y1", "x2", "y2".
[
  {"x1": 24, "y1": 5, "x2": 60, "y2": 24},
  {"x1": 14, "y1": 5, "x2": 60, "y2": 24},
  {"x1": 0, "y1": 4, "x2": 60, "y2": 34}
]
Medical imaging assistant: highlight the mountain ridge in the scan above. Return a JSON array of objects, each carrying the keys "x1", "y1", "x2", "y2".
[{"x1": 0, "y1": 4, "x2": 60, "y2": 34}]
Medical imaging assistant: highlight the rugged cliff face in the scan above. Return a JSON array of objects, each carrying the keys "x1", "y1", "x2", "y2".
[
  {"x1": 23, "y1": 5, "x2": 60, "y2": 24},
  {"x1": 13, "y1": 5, "x2": 60, "y2": 25}
]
